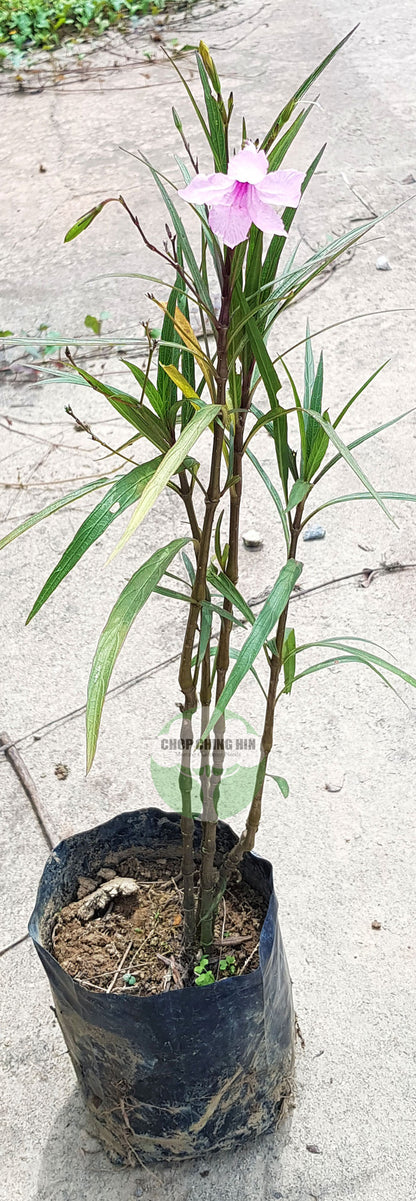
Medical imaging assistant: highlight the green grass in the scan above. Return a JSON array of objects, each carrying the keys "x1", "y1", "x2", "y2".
[{"x1": 0, "y1": 0, "x2": 184, "y2": 58}]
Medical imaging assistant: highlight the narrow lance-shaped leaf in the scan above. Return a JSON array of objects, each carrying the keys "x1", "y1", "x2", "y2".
[
  {"x1": 246, "y1": 448, "x2": 290, "y2": 551},
  {"x1": 161, "y1": 363, "x2": 200, "y2": 401},
  {"x1": 196, "y1": 53, "x2": 227, "y2": 171},
  {"x1": 67, "y1": 359, "x2": 171, "y2": 451},
  {"x1": 286, "y1": 479, "x2": 311, "y2": 512},
  {"x1": 333, "y1": 360, "x2": 389, "y2": 429},
  {"x1": 26, "y1": 459, "x2": 162, "y2": 623},
  {"x1": 305, "y1": 409, "x2": 395, "y2": 523},
  {"x1": 261, "y1": 26, "x2": 358, "y2": 152},
  {"x1": 282, "y1": 627, "x2": 296, "y2": 694},
  {"x1": 207, "y1": 565, "x2": 256, "y2": 624},
  {"x1": 157, "y1": 279, "x2": 181, "y2": 427},
  {"x1": 304, "y1": 489, "x2": 416, "y2": 526},
  {"x1": 200, "y1": 559, "x2": 303, "y2": 739},
  {"x1": 284, "y1": 655, "x2": 408, "y2": 706},
  {"x1": 0, "y1": 475, "x2": 116, "y2": 553},
  {"x1": 122, "y1": 359, "x2": 164, "y2": 420},
  {"x1": 259, "y1": 144, "x2": 326, "y2": 305},
  {"x1": 141, "y1": 151, "x2": 213, "y2": 313},
  {"x1": 108, "y1": 404, "x2": 221, "y2": 561},
  {"x1": 86, "y1": 537, "x2": 189, "y2": 770},
  {"x1": 312, "y1": 406, "x2": 416, "y2": 488},
  {"x1": 191, "y1": 645, "x2": 268, "y2": 701},
  {"x1": 154, "y1": 300, "x2": 216, "y2": 401}
]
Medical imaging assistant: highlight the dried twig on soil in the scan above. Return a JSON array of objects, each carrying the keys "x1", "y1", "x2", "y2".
[
  {"x1": 106, "y1": 939, "x2": 133, "y2": 995},
  {"x1": 217, "y1": 899, "x2": 227, "y2": 979},
  {"x1": 156, "y1": 952, "x2": 184, "y2": 989},
  {"x1": 239, "y1": 941, "x2": 259, "y2": 975}
]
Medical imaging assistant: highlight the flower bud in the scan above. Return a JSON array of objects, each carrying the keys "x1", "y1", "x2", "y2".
[{"x1": 198, "y1": 41, "x2": 221, "y2": 93}]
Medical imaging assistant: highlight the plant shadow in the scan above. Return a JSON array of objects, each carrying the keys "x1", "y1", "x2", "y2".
[{"x1": 35, "y1": 1086, "x2": 292, "y2": 1201}]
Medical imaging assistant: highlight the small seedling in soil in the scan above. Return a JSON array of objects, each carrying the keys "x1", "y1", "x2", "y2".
[
  {"x1": 194, "y1": 957, "x2": 215, "y2": 986},
  {"x1": 122, "y1": 973, "x2": 137, "y2": 986},
  {"x1": 219, "y1": 954, "x2": 236, "y2": 975}
]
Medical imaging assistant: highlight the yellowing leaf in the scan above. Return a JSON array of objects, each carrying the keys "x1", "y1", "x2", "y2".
[
  {"x1": 160, "y1": 363, "x2": 200, "y2": 401},
  {"x1": 155, "y1": 301, "x2": 216, "y2": 401}
]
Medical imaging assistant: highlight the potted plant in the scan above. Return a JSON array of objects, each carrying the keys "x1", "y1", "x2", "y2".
[{"x1": 2, "y1": 31, "x2": 415, "y2": 1167}]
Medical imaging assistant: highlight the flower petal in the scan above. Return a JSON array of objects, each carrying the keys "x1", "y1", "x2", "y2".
[
  {"x1": 209, "y1": 194, "x2": 252, "y2": 248},
  {"x1": 179, "y1": 172, "x2": 234, "y2": 206},
  {"x1": 255, "y1": 168, "x2": 305, "y2": 208},
  {"x1": 247, "y1": 188, "x2": 287, "y2": 236},
  {"x1": 228, "y1": 142, "x2": 269, "y2": 185}
]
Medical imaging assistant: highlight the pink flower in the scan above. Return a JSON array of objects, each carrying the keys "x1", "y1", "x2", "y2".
[{"x1": 178, "y1": 142, "x2": 304, "y2": 249}]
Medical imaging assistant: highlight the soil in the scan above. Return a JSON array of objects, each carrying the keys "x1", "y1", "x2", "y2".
[{"x1": 51, "y1": 854, "x2": 268, "y2": 996}]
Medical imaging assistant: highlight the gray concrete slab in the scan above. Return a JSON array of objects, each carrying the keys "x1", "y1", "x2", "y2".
[{"x1": 1, "y1": 0, "x2": 416, "y2": 1198}]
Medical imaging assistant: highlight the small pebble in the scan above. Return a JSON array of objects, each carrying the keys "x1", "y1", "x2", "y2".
[
  {"x1": 303, "y1": 525, "x2": 326, "y2": 542},
  {"x1": 376, "y1": 255, "x2": 391, "y2": 271},
  {"x1": 401, "y1": 172, "x2": 416, "y2": 184},
  {"x1": 371, "y1": 919, "x2": 381, "y2": 930},
  {"x1": 242, "y1": 528, "x2": 263, "y2": 549}
]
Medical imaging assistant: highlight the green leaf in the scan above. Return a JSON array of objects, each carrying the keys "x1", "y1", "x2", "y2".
[
  {"x1": 197, "y1": 53, "x2": 227, "y2": 171},
  {"x1": 26, "y1": 459, "x2": 162, "y2": 623},
  {"x1": 141, "y1": 152, "x2": 213, "y2": 313},
  {"x1": 303, "y1": 319, "x2": 315, "y2": 407},
  {"x1": 246, "y1": 448, "x2": 290, "y2": 551},
  {"x1": 305, "y1": 410, "x2": 394, "y2": 523},
  {"x1": 267, "y1": 103, "x2": 314, "y2": 171},
  {"x1": 0, "y1": 476, "x2": 115, "y2": 553},
  {"x1": 0, "y1": 330, "x2": 13, "y2": 337},
  {"x1": 279, "y1": 356, "x2": 307, "y2": 473},
  {"x1": 282, "y1": 627, "x2": 296, "y2": 694},
  {"x1": 67, "y1": 361, "x2": 171, "y2": 451},
  {"x1": 86, "y1": 536, "x2": 189, "y2": 770},
  {"x1": 207, "y1": 565, "x2": 255, "y2": 624},
  {"x1": 122, "y1": 359, "x2": 164, "y2": 419},
  {"x1": 333, "y1": 361, "x2": 389, "y2": 429},
  {"x1": 288, "y1": 655, "x2": 404, "y2": 704},
  {"x1": 286, "y1": 479, "x2": 311, "y2": 512},
  {"x1": 182, "y1": 550, "x2": 196, "y2": 585},
  {"x1": 260, "y1": 145, "x2": 326, "y2": 301},
  {"x1": 261, "y1": 27, "x2": 358, "y2": 152},
  {"x1": 267, "y1": 774, "x2": 290, "y2": 799},
  {"x1": 290, "y1": 639, "x2": 416, "y2": 697},
  {"x1": 64, "y1": 199, "x2": 112, "y2": 243},
  {"x1": 304, "y1": 489, "x2": 416, "y2": 526},
  {"x1": 201, "y1": 559, "x2": 303, "y2": 739},
  {"x1": 305, "y1": 408, "x2": 330, "y2": 480},
  {"x1": 313, "y1": 406, "x2": 415, "y2": 487},
  {"x1": 157, "y1": 280, "x2": 181, "y2": 425},
  {"x1": 109, "y1": 404, "x2": 221, "y2": 560},
  {"x1": 197, "y1": 601, "x2": 213, "y2": 666},
  {"x1": 304, "y1": 345, "x2": 325, "y2": 472}
]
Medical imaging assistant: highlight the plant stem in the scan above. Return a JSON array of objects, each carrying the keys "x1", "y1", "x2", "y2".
[
  {"x1": 177, "y1": 248, "x2": 234, "y2": 953},
  {"x1": 178, "y1": 248, "x2": 234, "y2": 711},
  {"x1": 179, "y1": 707, "x2": 196, "y2": 951},
  {"x1": 215, "y1": 500, "x2": 306, "y2": 900}
]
